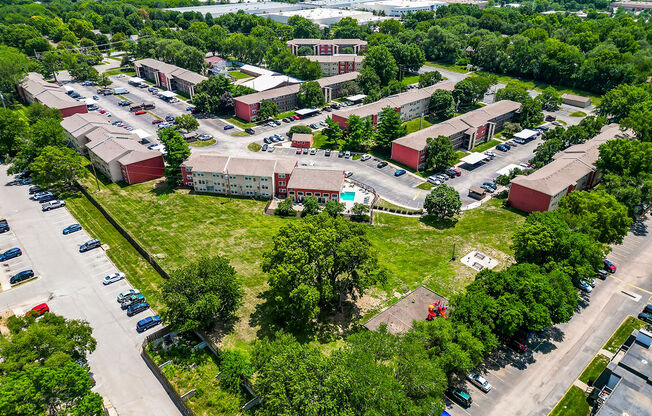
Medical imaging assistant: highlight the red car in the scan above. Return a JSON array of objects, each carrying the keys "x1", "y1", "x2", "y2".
[
  {"x1": 135, "y1": 110, "x2": 147, "y2": 115},
  {"x1": 604, "y1": 260, "x2": 616, "y2": 273},
  {"x1": 26, "y1": 303, "x2": 49, "y2": 316},
  {"x1": 152, "y1": 119, "x2": 163, "y2": 124},
  {"x1": 505, "y1": 337, "x2": 527, "y2": 353},
  {"x1": 452, "y1": 168, "x2": 462, "y2": 176},
  {"x1": 293, "y1": 115, "x2": 301, "y2": 120},
  {"x1": 98, "y1": 109, "x2": 106, "y2": 114}
]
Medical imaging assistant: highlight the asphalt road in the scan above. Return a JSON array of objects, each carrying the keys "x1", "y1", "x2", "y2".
[
  {"x1": 444, "y1": 215, "x2": 652, "y2": 416},
  {"x1": 0, "y1": 166, "x2": 179, "y2": 416}
]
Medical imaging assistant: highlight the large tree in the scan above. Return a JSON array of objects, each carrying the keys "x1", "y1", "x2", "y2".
[
  {"x1": 423, "y1": 184, "x2": 461, "y2": 219},
  {"x1": 536, "y1": 87, "x2": 563, "y2": 111},
  {"x1": 297, "y1": 81, "x2": 325, "y2": 108},
  {"x1": 519, "y1": 97, "x2": 544, "y2": 128},
  {"x1": 0, "y1": 108, "x2": 28, "y2": 157},
  {"x1": 257, "y1": 100, "x2": 278, "y2": 121},
  {"x1": 158, "y1": 127, "x2": 190, "y2": 185},
  {"x1": 262, "y1": 213, "x2": 384, "y2": 329},
  {"x1": 425, "y1": 135, "x2": 456, "y2": 172},
  {"x1": 344, "y1": 115, "x2": 373, "y2": 151},
  {"x1": 0, "y1": 46, "x2": 29, "y2": 99},
  {"x1": 161, "y1": 255, "x2": 243, "y2": 332},
  {"x1": 495, "y1": 82, "x2": 529, "y2": 103},
  {"x1": 362, "y1": 45, "x2": 398, "y2": 86},
  {"x1": 375, "y1": 107, "x2": 407, "y2": 152},
  {"x1": 30, "y1": 146, "x2": 88, "y2": 188},
  {"x1": 428, "y1": 89, "x2": 455, "y2": 121},
  {"x1": 558, "y1": 190, "x2": 632, "y2": 245},
  {"x1": 418, "y1": 71, "x2": 443, "y2": 88},
  {"x1": 174, "y1": 114, "x2": 199, "y2": 133},
  {"x1": 322, "y1": 117, "x2": 343, "y2": 149}
]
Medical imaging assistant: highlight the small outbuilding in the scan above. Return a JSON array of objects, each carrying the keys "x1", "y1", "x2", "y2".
[
  {"x1": 561, "y1": 93, "x2": 592, "y2": 108},
  {"x1": 291, "y1": 133, "x2": 313, "y2": 148},
  {"x1": 469, "y1": 186, "x2": 486, "y2": 200}
]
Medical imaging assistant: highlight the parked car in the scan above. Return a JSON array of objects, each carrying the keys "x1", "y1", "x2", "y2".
[
  {"x1": 62, "y1": 224, "x2": 82, "y2": 235},
  {"x1": 644, "y1": 304, "x2": 652, "y2": 314},
  {"x1": 638, "y1": 312, "x2": 652, "y2": 324},
  {"x1": 264, "y1": 137, "x2": 272, "y2": 144},
  {"x1": 31, "y1": 191, "x2": 52, "y2": 201},
  {"x1": 480, "y1": 184, "x2": 495, "y2": 193},
  {"x1": 377, "y1": 161, "x2": 388, "y2": 168},
  {"x1": 446, "y1": 388, "x2": 473, "y2": 408},
  {"x1": 345, "y1": 171, "x2": 353, "y2": 178},
  {"x1": 444, "y1": 169, "x2": 457, "y2": 178},
  {"x1": 262, "y1": 144, "x2": 268, "y2": 152},
  {"x1": 36, "y1": 193, "x2": 56, "y2": 203},
  {"x1": 271, "y1": 136, "x2": 279, "y2": 143},
  {"x1": 295, "y1": 147, "x2": 302, "y2": 154},
  {"x1": 394, "y1": 169, "x2": 407, "y2": 177},
  {"x1": 596, "y1": 269, "x2": 609, "y2": 280},
  {"x1": 496, "y1": 144, "x2": 509, "y2": 152},
  {"x1": 79, "y1": 239, "x2": 101, "y2": 253},
  {"x1": 576, "y1": 280, "x2": 593, "y2": 293},
  {"x1": 198, "y1": 134, "x2": 213, "y2": 141},
  {"x1": 505, "y1": 337, "x2": 528, "y2": 353},
  {"x1": 127, "y1": 302, "x2": 150, "y2": 317},
  {"x1": 164, "y1": 115, "x2": 174, "y2": 122},
  {"x1": 28, "y1": 185, "x2": 42, "y2": 194},
  {"x1": 274, "y1": 120, "x2": 281, "y2": 126},
  {"x1": 41, "y1": 200, "x2": 66, "y2": 211},
  {"x1": 303, "y1": 148, "x2": 309, "y2": 155},
  {"x1": 338, "y1": 151, "x2": 344, "y2": 158},
  {"x1": 467, "y1": 372, "x2": 492, "y2": 393},
  {"x1": 136, "y1": 315, "x2": 162, "y2": 333},
  {"x1": 484, "y1": 151, "x2": 496, "y2": 158},
  {"x1": 319, "y1": 121, "x2": 327, "y2": 127},
  {"x1": 344, "y1": 151, "x2": 351, "y2": 159},
  {"x1": 427, "y1": 176, "x2": 441, "y2": 185},
  {"x1": 503, "y1": 143, "x2": 512, "y2": 149},
  {"x1": 10, "y1": 269, "x2": 34, "y2": 285},
  {"x1": 604, "y1": 260, "x2": 617, "y2": 273},
  {"x1": 0, "y1": 248, "x2": 22, "y2": 262},
  {"x1": 293, "y1": 115, "x2": 301, "y2": 120},
  {"x1": 360, "y1": 154, "x2": 371, "y2": 161},
  {"x1": 151, "y1": 119, "x2": 163, "y2": 124},
  {"x1": 325, "y1": 149, "x2": 331, "y2": 157},
  {"x1": 310, "y1": 123, "x2": 319, "y2": 129},
  {"x1": 483, "y1": 182, "x2": 497, "y2": 190},
  {"x1": 117, "y1": 289, "x2": 140, "y2": 303},
  {"x1": 148, "y1": 86, "x2": 157, "y2": 92},
  {"x1": 26, "y1": 303, "x2": 49, "y2": 316},
  {"x1": 121, "y1": 294, "x2": 145, "y2": 310},
  {"x1": 224, "y1": 124, "x2": 234, "y2": 130},
  {"x1": 103, "y1": 272, "x2": 126, "y2": 286},
  {"x1": 118, "y1": 100, "x2": 131, "y2": 106},
  {"x1": 245, "y1": 128, "x2": 255, "y2": 134},
  {"x1": 134, "y1": 110, "x2": 146, "y2": 115},
  {"x1": 268, "y1": 145, "x2": 275, "y2": 153}
]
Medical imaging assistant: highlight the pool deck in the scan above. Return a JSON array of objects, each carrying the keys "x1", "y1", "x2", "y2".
[{"x1": 341, "y1": 182, "x2": 373, "y2": 213}]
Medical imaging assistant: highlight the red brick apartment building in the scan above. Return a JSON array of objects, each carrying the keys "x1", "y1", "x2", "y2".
[{"x1": 17, "y1": 73, "x2": 88, "y2": 118}]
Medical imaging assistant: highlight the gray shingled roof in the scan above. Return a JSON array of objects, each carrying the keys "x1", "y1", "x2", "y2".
[{"x1": 286, "y1": 167, "x2": 344, "y2": 191}]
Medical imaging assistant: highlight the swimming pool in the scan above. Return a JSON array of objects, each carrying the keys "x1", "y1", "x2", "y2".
[{"x1": 340, "y1": 192, "x2": 355, "y2": 201}]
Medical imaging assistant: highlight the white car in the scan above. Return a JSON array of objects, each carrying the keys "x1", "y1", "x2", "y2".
[
  {"x1": 467, "y1": 372, "x2": 492, "y2": 393},
  {"x1": 117, "y1": 288, "x2": 140, "y2": 303},
  {"x1": 426, "y1": 176, "x2": 441, "y2": 186},
  {"x1": 344, "y1": 151, "x2": 351, "y2": 159},
  {"x1": 360, "y1": 154, "x2": 371, "y2": 161},
  {"x1": 41, "y1": 200, "x2": 66, "y2": 211},
  {"x1": 103, "y1": 272, "x2": 126, "y2": 286},
  {"x1": 344, "y1": 171, "x2": 353, "y2": 178}
]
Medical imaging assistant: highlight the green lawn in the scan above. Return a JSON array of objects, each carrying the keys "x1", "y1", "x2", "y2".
[
  {"x1": 417, "y1": 182, "x2": 434, "y2": 190},
  {"x1": 233, "y1": 131, "x2": 249, "y2": 137},
  {"x1": 225, "y1": 117, "x2": 256, "y2": 129},
  {"x1": 248, "y1": 142, "x2": 262, "y2": 152},
  {"x1": 425, "y1": 61, "x2": 469, "y2": 74},
  {"x1": 570, "y1": 111, "x2": 587, "y2": 117},
  {"x1": 228, "y1": 70, "x2": 252, "y2": 80},
  {"x1": 401, "y1": 74, "x2": 420, "y2": 86},
  {"x1": 403, "y1": 117, "x2": 433, "y2": 134},
  {"x1": 603, "y1": 316, "x2": 647, "y2": 353},
  {"x1": 103, "y1": 68, "x2": 136, "y2": 77},
  {"x1": 147, "y1": 333, "x2": 242, "y2": 415},
  {"x1": 472, "y1": 139, "x2": 501, "y2": 153},
  {"x1": 374, "y1": 198, "x2": 421, "y2": 212},
  {"x1": 549, "y1": 386, "x2": 590, "y2": 416},
  {"x1": 189, "y1": 139, "x2": 216, "y2": 147},
  {"x1": 276, "y1": 110, "x2": 296, "y2": 119},
  {"x1": 69, "y1": 175, "x2": 523, "y2": 347},
  {"x1": 578, "y1": 355, "x2": 610, "y2": 384}
]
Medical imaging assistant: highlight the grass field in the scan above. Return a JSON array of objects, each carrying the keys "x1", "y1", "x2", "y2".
[
  {"x1": 578, "y1": 355, "x2": 610, "y2": 384},
  {"x1": 225, "y1": 117, "x2": 256, "y2": 129},
  {"x1": 404, "y1": 117, "x2": 433, "y2": 134},
  {"x1": 233, "y1": 131, "x2": 249, "y2": 137},
  {"x1": 472, "y1": 139, "x2": 501, "y2": 153},
  {"x1": 103, "y1": 68, "x2": 136, "y2": 77},
  {"x1": 70, "y1": 175, "x2": 524, "y2": 347},
  {"x1": 603, "y1": 316, "x2": 647, "y2": 353},
  {"x1": 417, "y1": 182, "x2": 434, "y2": 190},
  {"x1": 549, "y1": 386, "x2": 590, "y2": 416},
  {"x1": 425, "y1": 61, "x2": 469, "y2": 74},
  {"x1": 247, "y1": 142, "x2": 262, "y2": 152},
  {"x1": 570, "y1": 111, "x2": 587, "y2": 117},
  {"x1": 228, "y1": 71, "x2": 252, "y2": 80},
  {"x1": 401, "y1": 74, "x2": 420, "y2": 86},
  {"x1": 276, "y1": 110, "x2": 296, "y2": 119},
  {"x1": 189, "y1": 139, "x2": 216, "y2": 147}
]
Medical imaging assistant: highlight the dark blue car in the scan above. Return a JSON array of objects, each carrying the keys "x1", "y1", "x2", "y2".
[
  {"x1": 223, "y1": 125, "x2": 234, "y2": 130},
  {"x1": 136, "y1": 315, "x2": 162, "y2": 333},
  {"x1": 496, "y1": 144, "x2": 509, "y2": 152},
  {"x1": 127, "y1": 302, "x2": 150, "y2": 317},
  {"x1": 63, "y1": 224, "x2": 82, "y2": 235},
  {"x1": 394, "y1": 169, "x2": 407, "y2": 177},
  {"x1": 10, "y1": 269, "x2": 34, "y2": 284},
  {"x1": 0, "y1": 248, "x2": 22, "y2": 261},
  {"x1": 79, "y1": 239, "x2": 101, "y2": 253}
]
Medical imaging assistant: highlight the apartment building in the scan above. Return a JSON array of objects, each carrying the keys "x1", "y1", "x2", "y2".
[
  {"x1": 291, "y1": 133, "x2": 314, "y2": 148},
  {"x1": 85, "y1": 136, "x2": 164, "y2": 184},
  {"x1": 305, "y1": 54, "x2": 363, "y2": 76},
  {"x1": 287, "y1": 38, "x2": 367, "y2": 55},
  {"x1": 286, "y1": 168, "x2": 345, "y2": 203},
  {"x1": 391, "y1": 100, "x2": 521, "y2": 170},
  {"x1": 332, "y1": 80, "x2": 456, "y2": 128},
  {"x1": 16, "y1": 73, "x2": 88, "y2": 118},
  {"x1": 508, "y1": 124, "x2": 630, "y2": 212},
  {"x1": 234, "y1": 72, "x2": 359, "y2": 121},
  {"x1": 134, "y1": 59, "x2": 207, "y2": 98}
]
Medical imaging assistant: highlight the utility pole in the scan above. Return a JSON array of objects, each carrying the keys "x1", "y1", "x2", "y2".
[{"x1": 451, "y1": 242, "x2": 456, "y2": 261}]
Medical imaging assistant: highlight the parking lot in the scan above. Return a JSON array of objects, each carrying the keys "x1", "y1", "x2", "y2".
[{"x1": 0, "y1": 167, "x2": 179, "y2": 415}]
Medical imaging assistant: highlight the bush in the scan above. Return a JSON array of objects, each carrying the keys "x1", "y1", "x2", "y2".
[
  {"x1": 275, "y1": 197, "x2": 296, "y2": 217},
  {"x1": 288, "y1": 125, "x2": 312, "y2": 137},
  {"x1": 351, "y1": 214, "x2": 371, "y2": 223}
]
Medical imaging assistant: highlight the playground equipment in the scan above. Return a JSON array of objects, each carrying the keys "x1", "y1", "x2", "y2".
[{"x1": 426, "y1": 300, "x2": 448, "y2": 320}]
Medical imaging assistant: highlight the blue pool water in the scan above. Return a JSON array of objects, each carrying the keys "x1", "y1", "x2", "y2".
[{"x1": 340, "y1": 192, "x2": 355, "y2": 201}]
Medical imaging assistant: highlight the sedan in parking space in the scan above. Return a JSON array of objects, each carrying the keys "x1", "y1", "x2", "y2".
[
  {"x1": 245, "y1": 128, "x2": 255, "y2": 134},
  {"x1": 394, "y1": 169, "x2": 407, "y2": 177},
  {"x1": 121, "y1": 294, "x2": 145, "y2": 309},
  {"x1": 274, "y1": 120, "x2": 281, "y2": 126},
  {"x1": 480, "y1": 184, "x2": 495, "y2": 193},
  {"x1": 483, "y1": 182, "x2": 497, "y2": 190},
  {"x1": 63, "y1": 224, "x2": 82, "y2": 235},
  {"x1": 604, "y1": 260, "x2": 617, "y2": 273},
  {"x1": 103, "y1": 272, "x2": 126, "y2": 286},
  {"x1": 98, "y1": 109, "x2": 106, "y2": 114},
  {"x1": 319, "y1": 121, "x2": 327, "y2": 127},
  {"x1": 117, "y1": 289, "x2": 140, "y2": 303},
  {"x1": 118, "y1": 100, "x2": 131, "y2": 106},
  {"x1": 295, "y1": 147, "x2": 302, "y2": 154},
  {"x1": 198, "y1": 134, "x2": 213, "y2": 141},
  {"x1": 224, "y1": 124, "x2": 234, "y2": 130},
  {"x1": 165, "y1": 115, "x2": 175, "y2": 122},
  {"x1": 41, "y1": 200, "x2": 66, "y2": 211},
  {"x1": 345, "y1": 171, "x2": 353, "y2": 178},
  {"x1": 292, "y1": 115, "x2": 301, "y2": 120},
  {"x1": 505, "y1": 337, "x2": 528, "y2": 353},
  {"x1": 638, "y1": 312, "x2": 652, "y2": 324},
  {"x1": 377, "y1": 161, "x2": 388, "y2": 168},
  {"x1": 136, "y1": 315, "x2": 162, "y2": 333},
  {"x1": 575, "y1": 280, "x2": 593, "y2": 293},
  {"x1": 26, "y1": 303, "x2": 49, "y2": 316},
  {"x1": 268, "y1": 145, "x2": 275, "y2": 153},
  {"x1": 446, "y1": 388, "x2": 472, "y2": 408},
  {"x1": 310, "y1": 123, "x2": 319, "y2": 129},
  {"x1": 134, "y1": 110, "x2": 146, "y2": 115},
  {"x1": 186, "y1": 105, "x2": 195, "y2": 111},
  {"x1": 80, "y1": 238, "x2": 101, "y2": 253},
  {"x1": 644, "y1": 304, "x2": 652, "y2": 314},
  {"x1": 127, "y1": 302, "x2": 150, "y2": 317},
  {"x1": 496, "y1": 144, "x2": 509, "y2": 152},
  {"x1": 360, "y1": 154, "x2": 371, "y2": 161},
  {"x1": 28, "y1": 185, "x2": 42, "y2": 194},
  {"x1": 310, "y1": 148, "x2": 316, "y2": 155},
  {"x1": 444, "y1": 169, "x2": 457, "y2": 178},
  {"x1": 31, "y1": 191, "x2": 53, "y2": 201},
  {"x1": 302, "y1": 148, "x2": 309, "y2": 155},
  {"x1": 262, "y1": 144, "x2": 268, "y2": 152},
  {"x1": 152, "y1": 119, "x2": 163, "y2": 124},
  {"x1": 344, "y1": 151, "x2": 351, "y2": 159},
  {"x1": 324, "y1": 149, "x2": 331, "y2": 157},
  {"x1": 427, "y1": 176, "x2": 441, "y2": 185},
  {"x1": 10, "y1": 269, "x2": 34, "y2": 284},
  {"x1": 338, "y1": 151, "x2": 344, "y2": 158},
  {"x1": 484, "y1": 150, "x2": 496, "y2": 158},
  {"x1": 0, "y1": 247, "x2": 22, "y2": 262},
  {"x1": 597, "y1": 269, "x2": 609, "y2": 280},
  {"x1": 467, "y1": 372, "x2": 492, "y2": 393}
]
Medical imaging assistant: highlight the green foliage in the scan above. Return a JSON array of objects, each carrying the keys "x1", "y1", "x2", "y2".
[
  {"x1": 537, "y1": 87, "x2": 563, "y2": 111},
  {"x1": 426, "y1": 135, "x2": 456, "y2": 172},
  {"x1": 428, "y1": 89, "x2": 455, "y2": 121},
  {"x1": 0, "y1": 107, "x2": 28, "y2": 157},
  {"x1": 262, "y1": 213, "x2": 384, "y2": 329},
  {"x1": 375, "y1": 107, "x2": 407, "y2": 152},
  {"x1": 275, "y1": 197, "x2": 296, "y2": 217},
  {"x1": 161, "y1": 255, "x2": 243, "y2": 332},
  {"x1": 362, "y1": 45, "x2": 398, "y2": 86},
  {"x1": 423, "y1": 184, "x2": 461, "y2": 218},
  {"x1": 31, "y1": 146, "x2": 88, "y2": 187},
  {"x1": 597, "y1": 84, "x2": 649, "y2": 122},
  {"x1": 257, "y1": 100, "x2": 278, "y2": 121},
  {"x1": 532, "y1": 116, "x2": 607, "y2": 167},
  {"x1": 324, "y1": 200, "x2": 345, "y2": 217},
  {"x1": 174, "y1": 114, "x2": 199, "y2": 132},
  {"x1": 219, "y1": 350, "x2": 253, "y2": 394},
  {"x1": 192, "y1": 75, "x2": 236, "y2": 115},
  {"x1": 301, "y1": 196, "x2": 320, "y2": 216},
  {"x1": 418, "y1": 70, "x2": 443, "y2": 88},
  {"x1": 344, "y1": 114, "x2": 373, "y2": 151},
  {"x1": 453, "y1": 74, "x2": 494, "y2": 110},
  {"x1": 158, "y1": 127, "x2": 191, "y2": 185},
  {"x1": 26, "y1": 103, "x2": 62, "y2": 124},
  {"x1": 519, "y1": 97, "x2": 544, "y2": 128},
  {"x1": 0, "y1": 45, "x2": 29, "y2": 98},
  {"x1": 495, "y1": 82, "x2": 529, "y2": 103},
  {"x1": 297, "y1": 81, "x2": 325, "y2": 108},
  {"x1": 322, "y1": 117, "x2": 343, "y2": 149},
  {"x1": 352, "y1": 202, "x2": 370, "y2": 217},
  {"x1": 289, "y1": 125, "x2": 312, "y2": 136}
]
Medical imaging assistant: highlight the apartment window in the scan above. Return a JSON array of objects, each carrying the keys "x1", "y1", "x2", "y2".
[
  {"x1": 244, "y1": 176, "x2": 251, "y2": 180},
  {"x1": 213, "y1": 181, "x2": 221, "y2": 185},
  {"x1": 278, "y1": 173, "x2": 286, "y2": 179},
  {"x1": 195, "y1": 172, "x2": 204, "y2": 177},
  {"x1": 278, "y1": 181, "x2": 286, "y2": 186},
  {"x1": 262, "y1": 185, "x2": 269, "y2": 190},
  {"x1": 186, "y1": 174, "x2": 193, "y2": 179},
  {"x1": 261, "y1": 177, "x2": 268, "y2": 182},
  {"x1": 279, "y1": 188, "x2": 286, "y2": 193},
  {"x1": 232, "y1": 190, "x2": 238, "y2": 194},
  {"x1": 212, "y1": 173, "x2": 221, "y2": 177},
  {"x1": 231, "y1": 184, "x2": 237, "y2": 188},
  {"x1": 297, "y1": 191, "x2": 304, "y2": 196},
  {"x1": 315, "y1": 193, "x2": 320, "y2": 197},
  {"x1": 229, "y1": 175, "x2": 236, "y2": 179},
  {"x1": 332, "y1": 195, "x2": 338, "y2": 201},
  {"x1": 306, "y1": 192, "x2": 312, "y2": 196},
  {"x1": 263, "y1": 193, "x2": 270, "y2": 197},
  {"x1": 185, "y1": 167, "x2": 192, "y2": 172},
  {"x1": 246, "y1": 184, "x2": 253, "y2": 189}
]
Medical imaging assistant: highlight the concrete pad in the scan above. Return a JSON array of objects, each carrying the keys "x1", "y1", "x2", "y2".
[{"x1": 461, "y1": 250, "x2": 499, "y2": 271}]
